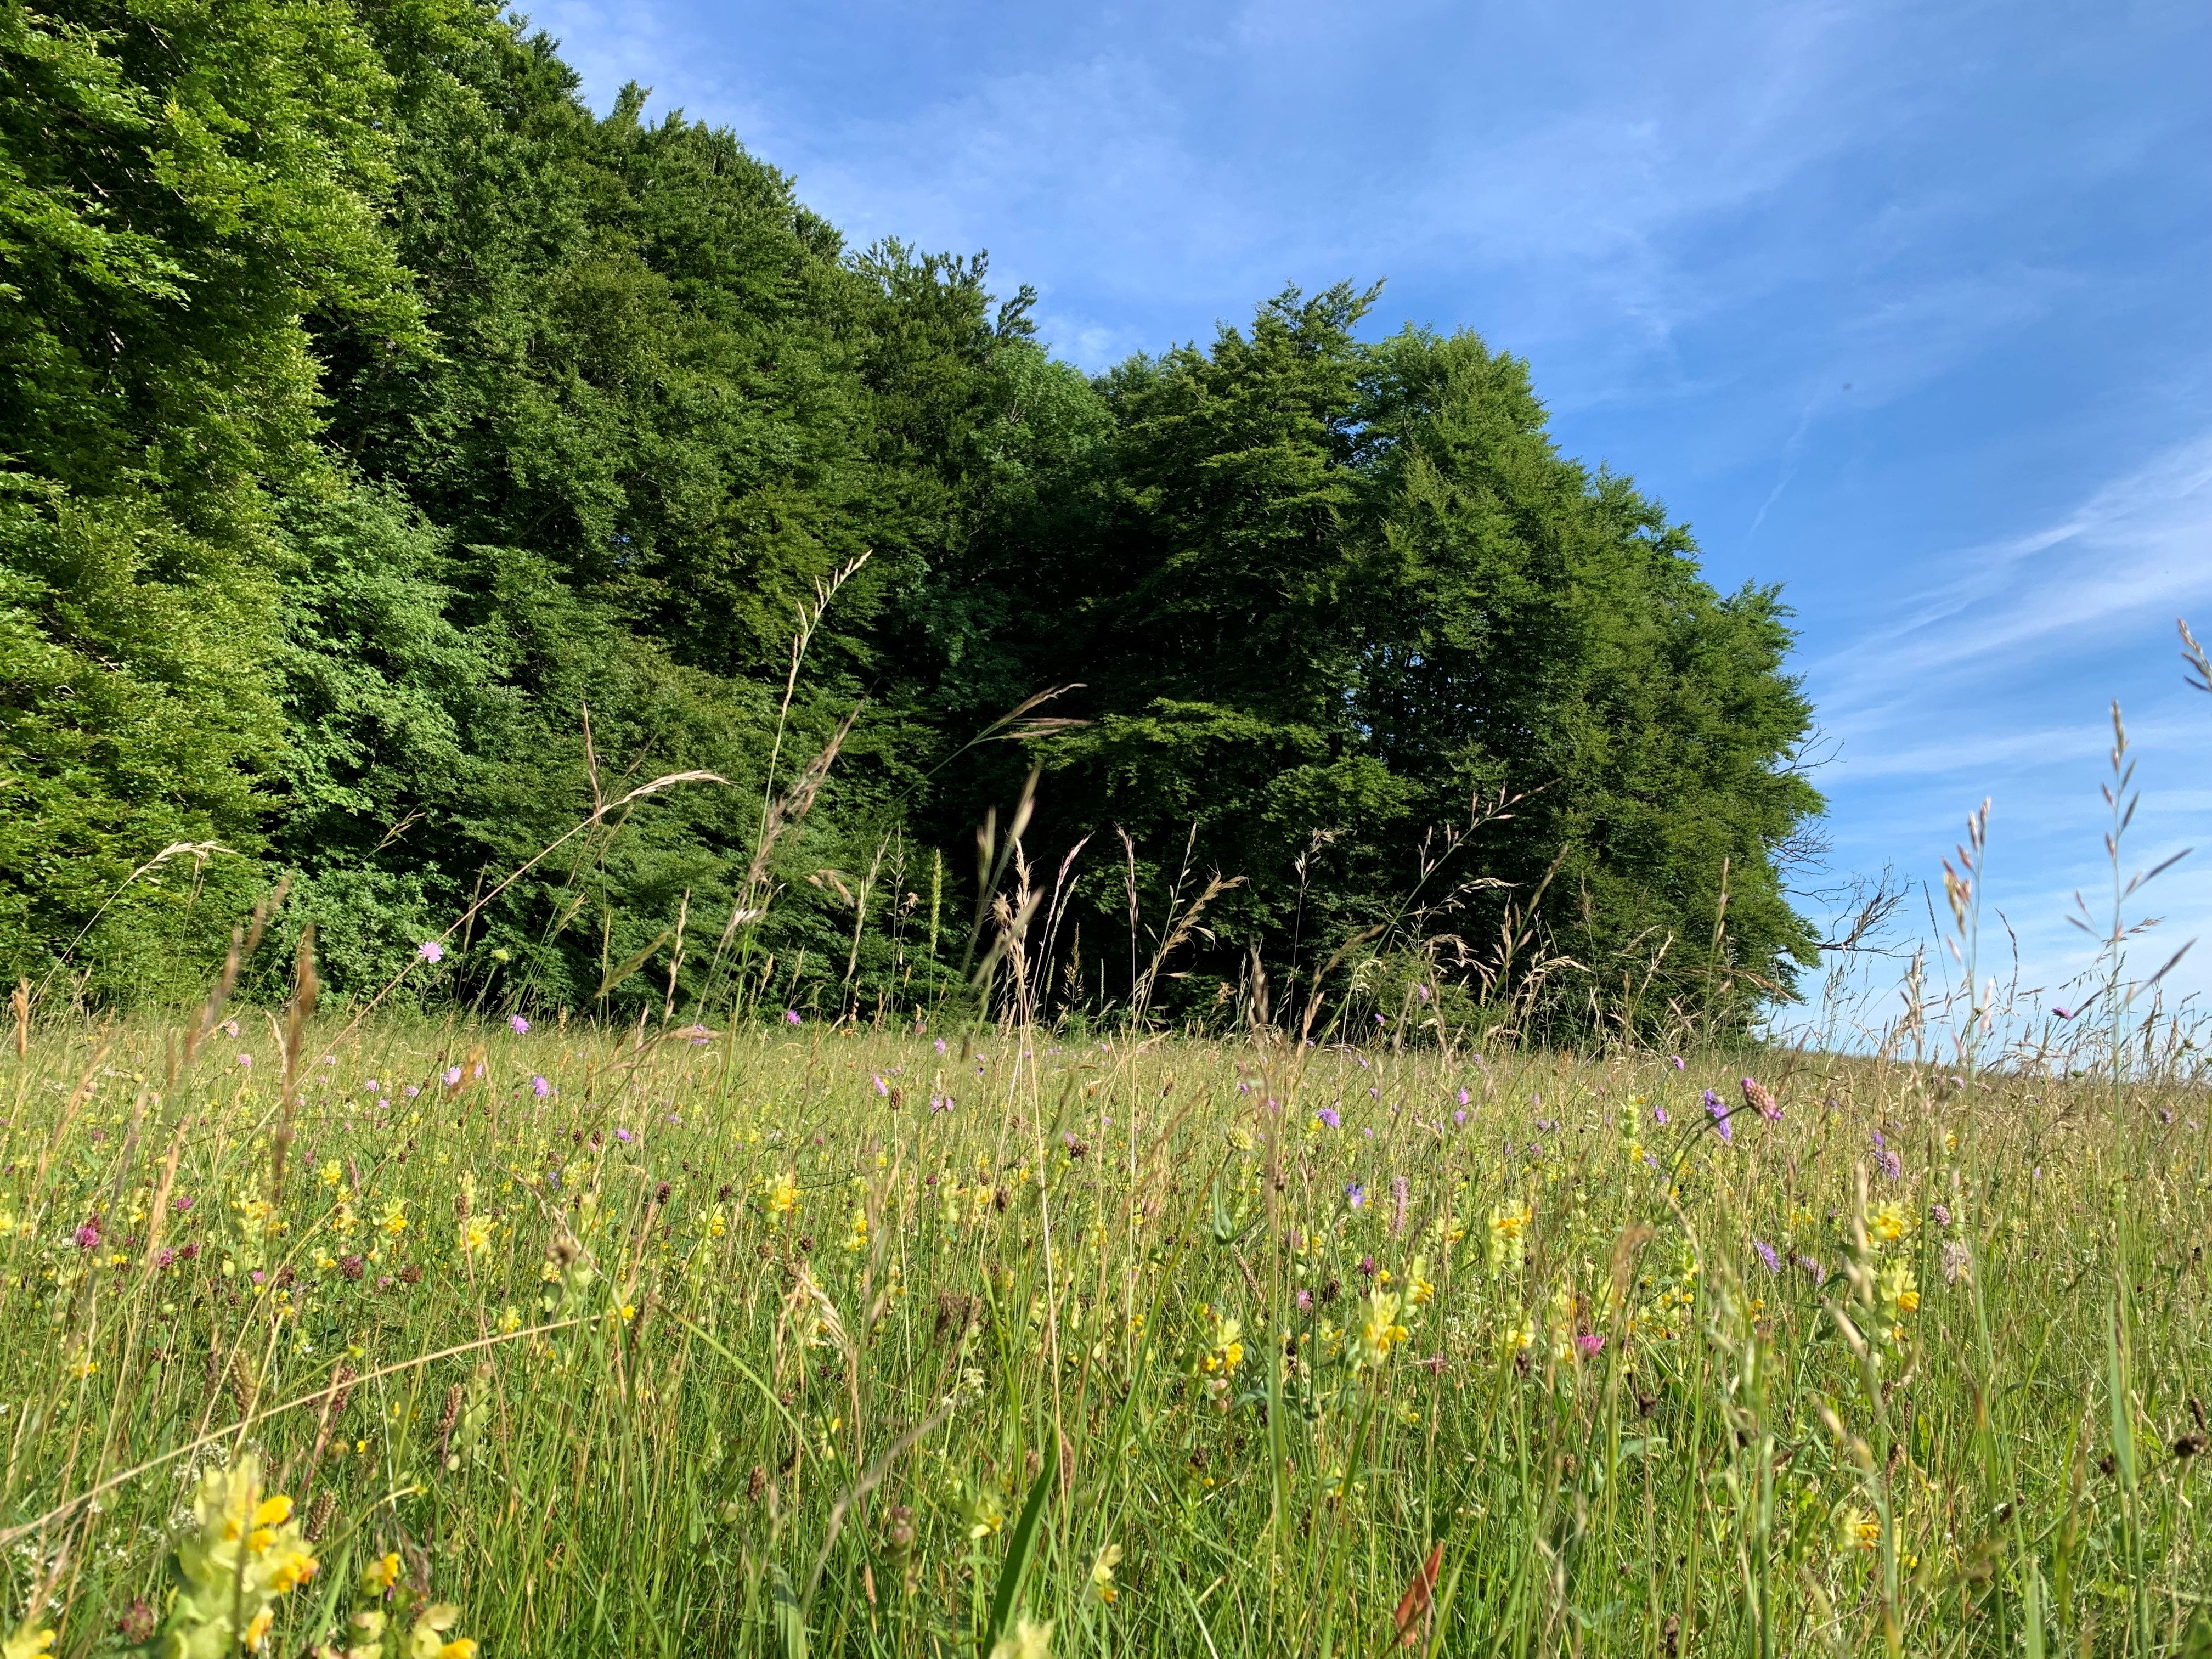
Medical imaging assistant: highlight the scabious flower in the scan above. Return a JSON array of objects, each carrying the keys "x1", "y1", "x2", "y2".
[
  {"x1": 784, "y1": 1009, "x2": 802, "y2": 1026},
  {"x1": 1316, "y1": 1107, "x2": 1341, "y2": 1130},
  {"x1": 531, "y1": 1076, "x2": 552, "y2": 1098},
  {"x1": 1703, "y1": 1089, "x2": 1731, "y2": 1143},
  {"x1": 417, "y1": 941, "x2": 444, "y2": 964},
  {"x1": 1345, "y1": 1182, "x2": 1366, "y2": 1209},
  {"x1": 1653, "y1": 1103, "x2": 1669, "y2": 1126},
  {"x1": 509, "y1": 1015, "x2": 529, "y2": 1035},
  {"x1": 1753, "y1": 1239, "x2": 1780, "y2": 1275},
  {"x1": 236, "y1": 1053, "x2": 252, "y2": 1070},
  {"x1": 1742, "y1": 1077, "x2": 1781, "y2": 1121}
]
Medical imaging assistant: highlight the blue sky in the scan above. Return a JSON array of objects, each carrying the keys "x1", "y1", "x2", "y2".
[{"x1": 534, "y1": 0, "x2": 2212, "y2": 1032}]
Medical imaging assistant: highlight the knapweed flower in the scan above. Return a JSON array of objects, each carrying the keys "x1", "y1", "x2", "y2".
[
  {"x1": 1575, "y1": 1331, "x2": 1605, "y2": 1357},
  {"x1": 1703, "y1": 1089, "x2": 1730, "y2": 1142},
  {"x1": 417, "y1": 940, "x2": 444, "y2": 964},
  {"x1": 1317, "y1": 1107, "x2": 1341, "y2": 1130},
  {"x1": 509, "y1": 1015, "x2": 530, "y2": 1035},
  {"x1": 74, "y1": 1218, "x2": 101, "y2": 1251},
  {"x1": 531, "y1": 1075, "x2": 552, "y2": 1098},
  {"x1": 1742, "y1": 1077, "x2": 1781, "y2": 1120}
]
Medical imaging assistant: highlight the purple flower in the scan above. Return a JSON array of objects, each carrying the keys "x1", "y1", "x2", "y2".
[
  {"x1": 1653, "y1": 1104, "x2": 1669, "y2": 1126},
  {"x1": 1753, "y1": 1239, "x2": 1780, "y2": 1274},
  {"x1": 1453, "y1": 1109, "x2": 1468, "y2": 1125},
  {"x1": 1345, "y1": 1182, "x2": 1367, "y2": 1209},
  {"x1": 614, "y1": 1127, "x2": 634, "y2": 1143},
  {"x1": 170, "y1": 1195, "x2": 194, "y2": 1212},
  {"x1": 1876, "y1": 1148, "x2": 1903, "y2": 1182},
  {"x1": 417, "y1": 940, "x2": 444, "y2": 964},
  {"x1": 930, "y1": 1095, "x2": 951, "y2": 1114},
  {"x1": 442, "y1": 1066, "x2": 462, "y2": 1087},
  {"x1": 153, "y1": 1246, "x2": 176, "y2": 1269},
  {"x1": 1417, "y1": 984, "x2": 1431, "y2": 1003},
  {"x1": 510, "y1": 1015, "x2": 530, "y2": 1035},
  {"x1": 1576, "y1": 1331, "x2": 1605, "y2": 1356},
  {"x1": 1373, "y1": 1012, "x2": 1385, "y2": 1025},
  {"x1": 1796, "y1": 1254, "x2": 1824, "y2": 1280},
  {"x1": 250, "y1": 1269, "x2": 266, "y2": 1286},
  {"x1": 364, "y1": 1080, "x2": 379, "y2": 1092},
  {"x1": 377, "y1": 1098, "x2": 390, "y2": 1111},
  {"x1": 1358, "y1": 1254, "x2": 1377, "y2": 1278},
  {"x1": 2052, "y1": 1006, "x2": 2074, "y2": 1020},
  {"x1": 1704, "y1": 1089, "x2": 1731, "y2": 1143},
  {"x1": 235, "y1": 1053, "x2": 252, "y2": 1069},
  {"x1": 1317, "y1": 1107, "x2": 1341, "y2": 1130},
  {"x1": 1741, "y1": 1077, "x2": 1781, "y2": 1121},
  {"x1": 933, "y1": 1038, "x2": 947, "y2": 1054},
  {"x1": 872, "y1": 1075, "x2": 888, "y2": 1096},
  {"x1": 1930, "y1": 1203, "x2": 1952, "y2": 1228},
  {"x1": 403, "y1": 1084, "x2": 421, "y2": 1098},
  {"x1": 1296, "y1": 1288, "x2": 1313, "y2": 1313},
  {"x1": 1668, "y1": 1055, "x2": 1685, "y2": 1070},
  {"x1": 784, "y1": 1009, "x2": 802, "y2": 1026},
  {"x1": 74, "y1": 1220, "x2": 101, "y2": 1251},
  {"x1": 1457, "y1": 1087, "x2": 1470, "y2": 1107},
  {"x1": 532, "y1": 1075, "x2": 552, "y2": 1098}
]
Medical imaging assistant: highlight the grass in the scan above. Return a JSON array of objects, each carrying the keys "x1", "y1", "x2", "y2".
[{"x1": 2, "y1": 1003, "x2": 2209, "y2": 1657}]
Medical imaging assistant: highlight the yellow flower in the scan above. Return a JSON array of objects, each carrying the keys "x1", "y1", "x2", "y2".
[
  {"x1": 968, "y1": 1487, "x2": 1006, "y2": 1540},
  {"x1": 1406, "y1": 1255, "x2": 1435, "y2": 1306},
  {"x1": 319, "y1": 1160, "x2": 345, "y2": 1189},
  {"x1": 1088, "y1": 1543, "x2": 1122, "y2": 1604},
  {"x1": 1486, "y1": 1201, "x2": 1531, "y2": 1274},
  {"x1": 1867, "y1": 1201, "x2": 1909, "y2": 1245},
  {"x1": 405, "y1": 1602, "x2": 470, "y2": 1659},
  {"x1": 163, "y1": 1454, "x2": 318, "y2": 1655},
  {"x1": 461, "y1": 1217, "x2": 492, "y2": 1255},
  {"x1": 2, "y1": 1624, "x2": 54, "y2": 1659},
  {"x1": 498, "y1": 1305, "x2": 522, "y2": 1334},
  {"x1": 619, "y1": 1302, "x2": 637, "y2": 1323},
  {"x1": 1353, "y1": 1289, "x2": 1410, "y2": 1369},
  {"x1": 363, "y1": 1553, "x2": 402, "y2": 1595},
  {"x1": 1838, "y1": 1506, "x2": 1880, "y2": 1551},
  {"x1": 380, "y1": 1201, "x2": 409, "y2": 1237},
  {"x1": 988, "y1": 1615, "x2": 1053, "y2": 1659},
  {"x1": 765, "y1": 1173, "x2": 799, "y2": 1217}
]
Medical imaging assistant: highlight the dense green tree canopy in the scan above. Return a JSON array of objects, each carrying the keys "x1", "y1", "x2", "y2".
[{"x1": 0, "y1": 0, "x2": 1822, "y2": 1035}]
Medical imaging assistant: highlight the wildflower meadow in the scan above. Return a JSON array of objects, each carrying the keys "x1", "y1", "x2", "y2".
[{"x1": 2, "y1": 984, "x2": 2208, "y2": 1657}]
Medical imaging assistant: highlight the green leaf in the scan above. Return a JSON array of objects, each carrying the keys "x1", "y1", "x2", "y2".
[{"x1": 982, "y1": 1463, "x2": 1052, "y2": 1655}]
